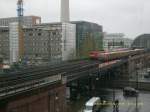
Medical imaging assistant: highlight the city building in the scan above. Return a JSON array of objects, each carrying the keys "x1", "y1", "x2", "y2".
[
  {"x1": 0, "y1": 21, "x2": 103, "y2": 64},
  {"x1": 23, "y1": 27, "x2": 62, "y2": 64},
  {"x1": 0, "y1": 0, "x2": 103, "y2": 64},
  {"x1": 0, "y1": 24, "x2": 21, "y2": 64},
  {"x1": 0, "y1": 22, "x2": 76, "y2": 64},
  {"x1": 72, "y1": 21, "x2": 103, "y2": 58},
  {"x1": 36, "y1": 21, "x2": 103, "y2": 59},
  {"x1": 0, "y1": 16, "x2": 41, "y2": 27},
  {"x1": 132, "y1": 34, "x2": 150, "y2": 49},
  {"x1": 0, "y1": 16, "x2": 41, "y2": 64},
  {"x1": 9, "y1": 22, "x2": 20, "y2": 64},
  {"x1": 103, "y1": 33, "x2": 133, "y2": 51},
  {"x1": 24, "y1": 23, "x2": 76, "y2": 64},
  {"x1": 0, "y1": 26, "x2": 9, "y2": 63}
]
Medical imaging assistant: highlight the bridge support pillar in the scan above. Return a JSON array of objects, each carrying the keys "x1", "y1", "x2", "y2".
[
  {"x1": 128, "y1": 54, "x2": 146, "y2": 80},
  {"x1": 67, "y1": 80, "x2": 84, "y2": 100},
  {"x1": 88, "y1": 76, "x2": 95, "y2": 97},
  {"x1": 119, "y1": 63, "x2": 130, "y2": 80}
]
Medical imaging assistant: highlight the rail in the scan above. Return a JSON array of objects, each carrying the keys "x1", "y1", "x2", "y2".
[{"x1": 0, "y1": 59, "x2": 126, "y2": 100}]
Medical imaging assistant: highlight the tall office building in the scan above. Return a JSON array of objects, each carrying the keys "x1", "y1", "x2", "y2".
[
  {"x1": 71, "y1": 21, "x2": 103, "y2": 58},
  {"x1": 61, "y1": 0, "x2": 70, "y2": 22}
]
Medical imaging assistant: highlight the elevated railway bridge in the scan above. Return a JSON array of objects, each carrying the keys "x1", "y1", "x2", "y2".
[{"x1": 0, "y1": 49, "x2": 149, "y2": 112}]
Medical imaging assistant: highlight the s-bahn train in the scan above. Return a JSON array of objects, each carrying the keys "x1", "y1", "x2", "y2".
[{"x1": 89, "y1": 49, "x2": 145, "y2": 61}]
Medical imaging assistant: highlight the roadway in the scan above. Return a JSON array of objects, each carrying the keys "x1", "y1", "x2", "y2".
[
  {"x1": 68, "y1": 89, "x2": 150, "y2": 112},
  {"x1": 101, "y1": 89, "x2": 150, "y2": 112}
]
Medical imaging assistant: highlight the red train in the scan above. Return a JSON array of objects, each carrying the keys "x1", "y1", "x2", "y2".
[{"x1": 89, "y1": 49, "x2": 145, "y2": 61}]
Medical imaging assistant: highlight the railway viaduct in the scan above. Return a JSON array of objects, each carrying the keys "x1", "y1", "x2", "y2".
[{"x1": 0, "y1": 51, "x2": 150, "y2": 112}]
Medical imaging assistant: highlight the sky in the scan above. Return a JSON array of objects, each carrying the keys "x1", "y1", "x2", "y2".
[{"x1": 0, "y1": 0, "x2": 150, "y2": 39}]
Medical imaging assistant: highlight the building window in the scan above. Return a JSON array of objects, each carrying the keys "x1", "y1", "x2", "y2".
[
  {"x1": 29, "y1": 33, "x2": 33, "y2": 36},
  {"x1": 52, "y1": 32, "x2": 56, "y2": 35},
  {"x1": 38, "y1": 33, "x2": 42, "y2": 36}
]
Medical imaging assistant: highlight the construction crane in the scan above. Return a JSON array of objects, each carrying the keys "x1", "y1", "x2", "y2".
[
  {"x1": 17, "y1": 0, "x2": 24, "y2": 61},
  {"x1": 17, "y1": 0, "x2": 24, "y2": 17}
]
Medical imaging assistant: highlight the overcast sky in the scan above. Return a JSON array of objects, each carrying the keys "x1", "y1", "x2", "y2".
[{"x1": 0, "y1": 0, "x2": 150, "y2": 39}]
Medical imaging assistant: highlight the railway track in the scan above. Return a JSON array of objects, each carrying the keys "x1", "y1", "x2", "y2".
[
  {"x1": 0, "y1": 58, "x2": 128, "y2": 100},
  {"x1": 0, "y1": 59, "x2": 126, "y2": 92},
  {"x1": 0, "y1": 60, "x2": 89, "y2": 85},
  {"x1": 0, "y1": 60, "x2": 100, "y2": 99}
]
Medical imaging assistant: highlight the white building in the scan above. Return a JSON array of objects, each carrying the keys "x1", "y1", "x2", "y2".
[
  {"x1": 62, "y1": 23, "x2": 76, "y2": 61},
  {"x1": 103, "y1": 33, "x2": 133, "y2": 51},
  {"x1": 24, "y1": 22, "x2": 76, "y2": 63},
  {"x1": 9, "y1": 22, "x2": 19, "y2": 64}
]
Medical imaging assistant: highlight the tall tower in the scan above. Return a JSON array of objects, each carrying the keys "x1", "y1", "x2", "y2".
[{"x1": 61, "y1": 0, "x2": 70, "y2": 22}]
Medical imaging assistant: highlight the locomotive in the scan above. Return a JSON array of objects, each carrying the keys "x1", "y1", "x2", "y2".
[{"x1": 89, "y1": 49, "x2": 145, "y2": 61}]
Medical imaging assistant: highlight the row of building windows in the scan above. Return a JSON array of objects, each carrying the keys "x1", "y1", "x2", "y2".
[
  {"x1": 0, "y1": 30, "x2": 8, "y2": 33},
  {"x1": 26, "y1": 32, "x2": 61, "y2": 37},
  {"x1": 25, "y1": 47, "x2": 61, "y2": 52},
  {"x1": 25, "y1": 37, "x2": 62, "y2": 42}
]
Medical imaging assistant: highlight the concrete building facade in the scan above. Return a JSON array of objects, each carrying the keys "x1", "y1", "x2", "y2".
[
  {"x1": 0, "y1": 27, "x2": 9, "y2": 63},
  {"x1": 0, "y1": 16, "x2": 41, "y2": 64},
  {"x1": 23, "y1": 26, "x2": 62, "y2": 64},
  {"x1": 23, "y1": 22, "x2": 76, "y2": 64},
  {"x1": 38, "y1": 21, "x2": 103, "y2": 59},
  {"x1": 103, "y1": 33, "x2": 133, "y2": 51},
  {"x1": 0, "y1": 16, "x2": 41, "y2": 27},
  {"x1": 9, "y1": 22, "x2": 20, "y2": 64},
  {"x1": 0, "y1": 22, "x2": 76, "y2": 65},
  {"x1": 0, "y1": 21, "x2": 103, "y2": 63}
]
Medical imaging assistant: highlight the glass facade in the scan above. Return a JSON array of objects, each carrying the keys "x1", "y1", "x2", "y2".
[{"x1": 72, "y1": 21, "x2": 103, "y2": 58}]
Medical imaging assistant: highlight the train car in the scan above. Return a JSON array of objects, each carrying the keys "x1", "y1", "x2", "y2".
[{"x1": 89, "y1": 49, "x2": 145, "y2": 61}]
